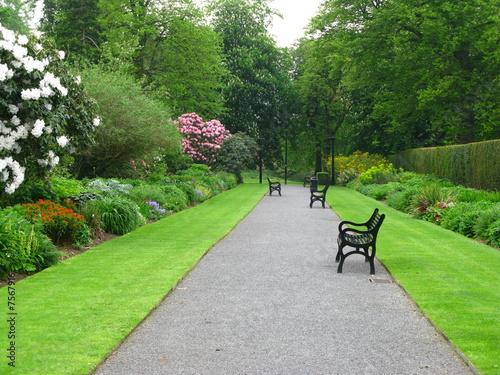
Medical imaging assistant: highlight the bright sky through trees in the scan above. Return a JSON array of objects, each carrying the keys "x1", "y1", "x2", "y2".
[{"x1": 269, "y1": 0, "x2": 323, "y2": 47}]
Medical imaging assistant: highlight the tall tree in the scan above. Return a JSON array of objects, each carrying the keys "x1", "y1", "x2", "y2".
[
  {"x1": 209, "y1": 0, "x2": 294, "y2": 166},
  {"x1": 302, "y1": 0, "x2": 500, "y2": 156},
  {"x1": 41, "y1": 0, "x2": 104, "y2": 62},
  {"x1": 99, "y1": 0, "x2": 228, "y2": 119}
]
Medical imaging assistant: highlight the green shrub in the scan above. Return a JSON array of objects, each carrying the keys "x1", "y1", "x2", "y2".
[
  {"x1": 86, "y1": 179, "x2": 133, "y2": 196},
  {"x1": 386, "y1": 186, "x2": 420, "y2": 213},
  {"x1": 129, "y1": 184, "x2": 169, "y2": 206},
  {"x1": 337, "y1": 169, "x2": 359, "y2": 186},
  {"x1": 440, "y1": 202, "x2": 494, "y2": 237},
  {"x1": 329, "y1": 151, "x2": 388, "y2": 175},
  {"x1": 86, "y1": 197, "x2": 145, "y2": 235},
  {"x1": 364, "y1": 182, "x2": 403, "y2": 201},
  {"x1": 473, "y1": 205, "x2": 500, "y2": 239},
  {"x1": 456, "y1": 187, "x2": 500, "y2": 203},
  {"x1": 358, "y1": 163, "x2": 400, "y2": 185},
  {"x1": 0, "y1": 181, "x2": 58, "y2": 207},
  {"x1": 74, "y1": 67, "x2": 179, "y2": 179},
  {"x1": 50, "y1": 176, "x2": 83, "y2": 199},
  {"x1": 485, "y1": 219, "x2": 500, "y2": 247},
  {"x1": 161, "y1": 185, "x2": 189, "y2": 212},
  {"x1": 0, "y1": 208, "x2": 60, "y2": 277}
]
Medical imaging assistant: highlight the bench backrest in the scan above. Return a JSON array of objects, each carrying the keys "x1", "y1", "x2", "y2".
[{"x1": 369, "y1": 213, "x2": 385, "y2": 235}]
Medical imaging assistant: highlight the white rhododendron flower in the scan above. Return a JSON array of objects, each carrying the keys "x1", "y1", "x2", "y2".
[
  {"x1": 0, "y1": 63, "x2": 14, "y2": 81},
  {"x1": 31, "y1": 119, "x2": 45, "y2": 137},
  {"x1": 57, "y1": 135, "x2": 69, "y2": 147}
]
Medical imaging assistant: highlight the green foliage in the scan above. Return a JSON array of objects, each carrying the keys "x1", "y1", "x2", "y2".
[
  {"x1": 474, "y1": 206, "x2": 500, "y2": 240},
  {"x1": 440, "y1": 202, "x2": 494, "y2": 237},
  {"x1": 391, "y1": 138, "x2": 500, "y2": 191},
  {"x1": 41, "y1": 0, "x2": 104, "y2": 62},
  {"x1": 72, "y1": 66, "x2": 179, "y2": 178},
  {"x1": 211, "y1": 0, "x2": 294, "y2": 167},
  {"x1": 358, "y1": 164, "x2": 400, "y2": 185},
  {"x1": 300, "y1": 0, "x2": 500, "y2": 156},
  {"x1": 216, "y1": 132, "x2": 258, "y2": 183},
  {"x1": 49, "y1": 176, "x2": 83, "y2": 199},
  {"x1": 86, "y1": 197, "x2": 145, "y2": 235},
  {"x1": 85, "y1": 179, "x2": 132, "y2": 196},
  {"x1": 0, "y1": 207, "x2": 60, "y2": 277},
  {"x1": 0, "y1": 181, "x2": 58, "y2": 207},
  {"x1": 160, "y1": 184, "x2": 189, "y2": 212},
  {"x1": 412, "y1": 184, "x2": 457, "y2": 223}
]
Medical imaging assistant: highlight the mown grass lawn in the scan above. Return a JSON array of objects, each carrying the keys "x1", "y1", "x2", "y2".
[
  {"x1": 0, "y1": 183, "x2": 268, "y2": 375},
  {"x1": 328, "y1": 187, "x2": 500, "y2": 375}
]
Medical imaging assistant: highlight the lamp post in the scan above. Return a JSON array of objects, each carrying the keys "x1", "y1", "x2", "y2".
[
  {"x1": 258, "y1": 138, "x2": 265, "y2": 184},
  {"x1": 328, "y1": 137, "x2": 336, "y2": 185}
]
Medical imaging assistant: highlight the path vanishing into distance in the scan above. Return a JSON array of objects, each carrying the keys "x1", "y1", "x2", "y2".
[{"x1": 93, "y1": 184, "x2": 475, "y2": 375}]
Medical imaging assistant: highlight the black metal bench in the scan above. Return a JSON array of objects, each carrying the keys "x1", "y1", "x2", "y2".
[
  {"x1": 267, "y1": 177, "x2": 281, "y2": 196},
  {"x1": 336, "y1": 208, "x2": 385, "y2": 274},
  {"x1": 309, "y1": 185, "x2": 329, "y2": 208}
]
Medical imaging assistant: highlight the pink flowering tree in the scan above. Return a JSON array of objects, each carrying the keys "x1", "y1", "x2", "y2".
[
  {"x1": 0, "y1": 25, "x2": 100, "y2": 194},
  {"x1": 176, "y1": 113, "x2": 231, "y2": 167}
]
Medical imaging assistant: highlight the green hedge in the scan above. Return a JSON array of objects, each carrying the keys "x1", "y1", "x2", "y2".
[{"x1": 391, "y1": 139, "x2": 500, "y2": 191}]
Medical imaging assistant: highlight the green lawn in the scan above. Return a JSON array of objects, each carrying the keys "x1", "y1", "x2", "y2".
[
  {"x1": 0, "y1": 183, "x2": 268, "y2": 375},
  {"x1": 328, "y1": 187, "x2": 500, "y2": 375}
]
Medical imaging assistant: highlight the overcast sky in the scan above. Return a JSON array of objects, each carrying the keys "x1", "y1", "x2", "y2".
[{"x1": 268, "y1": 0, "x2": 324, "y2": 47}]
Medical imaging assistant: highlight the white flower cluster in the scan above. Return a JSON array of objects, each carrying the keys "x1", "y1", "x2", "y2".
[
  {"x1": 0, "y1": 157, "x2": 26, "y2": 194},
  {"x1": 0, "y1": 26, "x2": 69, "y2": 194},
  {"x1": 37, "y1": 150, "x2": 59, "y2": 168}
]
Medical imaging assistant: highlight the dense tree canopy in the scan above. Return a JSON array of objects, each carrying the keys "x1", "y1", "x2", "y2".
[{"x1": 296, "y1": 0, "x2": 500, "y2": 161}]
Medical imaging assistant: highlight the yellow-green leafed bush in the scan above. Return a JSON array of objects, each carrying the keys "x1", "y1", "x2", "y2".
[
  {"x1": 358, "y1": 163, "x2": 401, "y2": 185},
  {"x1": 329, "y1": 151, "x2": 388, "y2": 186}
]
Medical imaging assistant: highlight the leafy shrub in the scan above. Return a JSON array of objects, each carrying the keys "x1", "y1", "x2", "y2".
[
  {"x1": 86, "y1": 179, "x2": 133, "y2": 196},
  {"x1": 440, "y1": 202, "x2": 494, "y2": 237},
  {"x1": 161, "y1": 185, "x2": 189, "y2": 212},
  {"x1": 386, "y1": 186, "x2": 420, "y2": 213},
  {"x1": 358, "y1": 163, "x2": 400, "y2": 185},
  {"x1": 485, "y1": 220, "x2": 500, "y2": 247},
  {"x1": 216, "y1": 172, "x2": 237, "y2": 190},
  {"x1": 74, "y1": 67, "x2": 179, "y2": 178},
  {"x1": 0, "y1": 181, "x2": 58, "y2": 207},
  {"x1": 129, "y1": 184, "x2": 169, "y2": 206},
  {"x1": 337, "y1": 169, "x2": 359, "y2": 186},
  {"x1": 456, "y1": 187, "x2": 500, "y2": 203},
  {"x1": 0, "y1": 208, "x2": 60, "y2": 277},
  {"x1": 317, "y1": 172, "x2": 330, "y2": 185},
  {"x1": 412, "y1": 184, "x2": 457, "y2": 222},
  {"x1": 49, "y1": 176, "x2": 83, "y2": 199},
  {"x1": 19, "y1": 200, "x2": 91, "y2": 245},
  {"x1": 329, "y1": 151, "x2": 388, "y2": 175},
  {"x1": 216, "y1": 132, "x2": 258, "y2": 183},
  {"x1": 364, "y1": 183, "x2": 403, "y2": 201},
  {"x1": 473, "y1": 205, "x2": 500, "y2": 239},
  {"x1": 86, "y1": 197, "x2": 145, "y2": 235}
]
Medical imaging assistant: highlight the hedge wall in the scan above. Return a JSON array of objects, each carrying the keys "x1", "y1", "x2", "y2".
[{"x1": 390, "y1": 139, "x2": 500, "y2": 191}]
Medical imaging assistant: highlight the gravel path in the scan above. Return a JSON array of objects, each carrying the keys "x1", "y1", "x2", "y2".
[{"x1": 93, "y1": 184, "x2": 474, "y2": 375}]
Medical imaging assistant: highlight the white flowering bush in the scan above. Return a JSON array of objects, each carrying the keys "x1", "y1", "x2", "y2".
[{"x1": 0, "y1": 24, "x2": 100, "y2": 194}]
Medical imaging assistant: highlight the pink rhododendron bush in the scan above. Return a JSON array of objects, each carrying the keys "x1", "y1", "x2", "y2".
[
  {"x1": 176, "y1": 113, "x2": 231, "y2": 167},
  {"x1": 0, "y1": 25, "x2": 100, "y2": 194}
]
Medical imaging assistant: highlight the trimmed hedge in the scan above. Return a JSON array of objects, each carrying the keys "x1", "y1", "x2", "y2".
[{"x1": 390, "y1": 139, "x2": 500, "y2": 191}]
